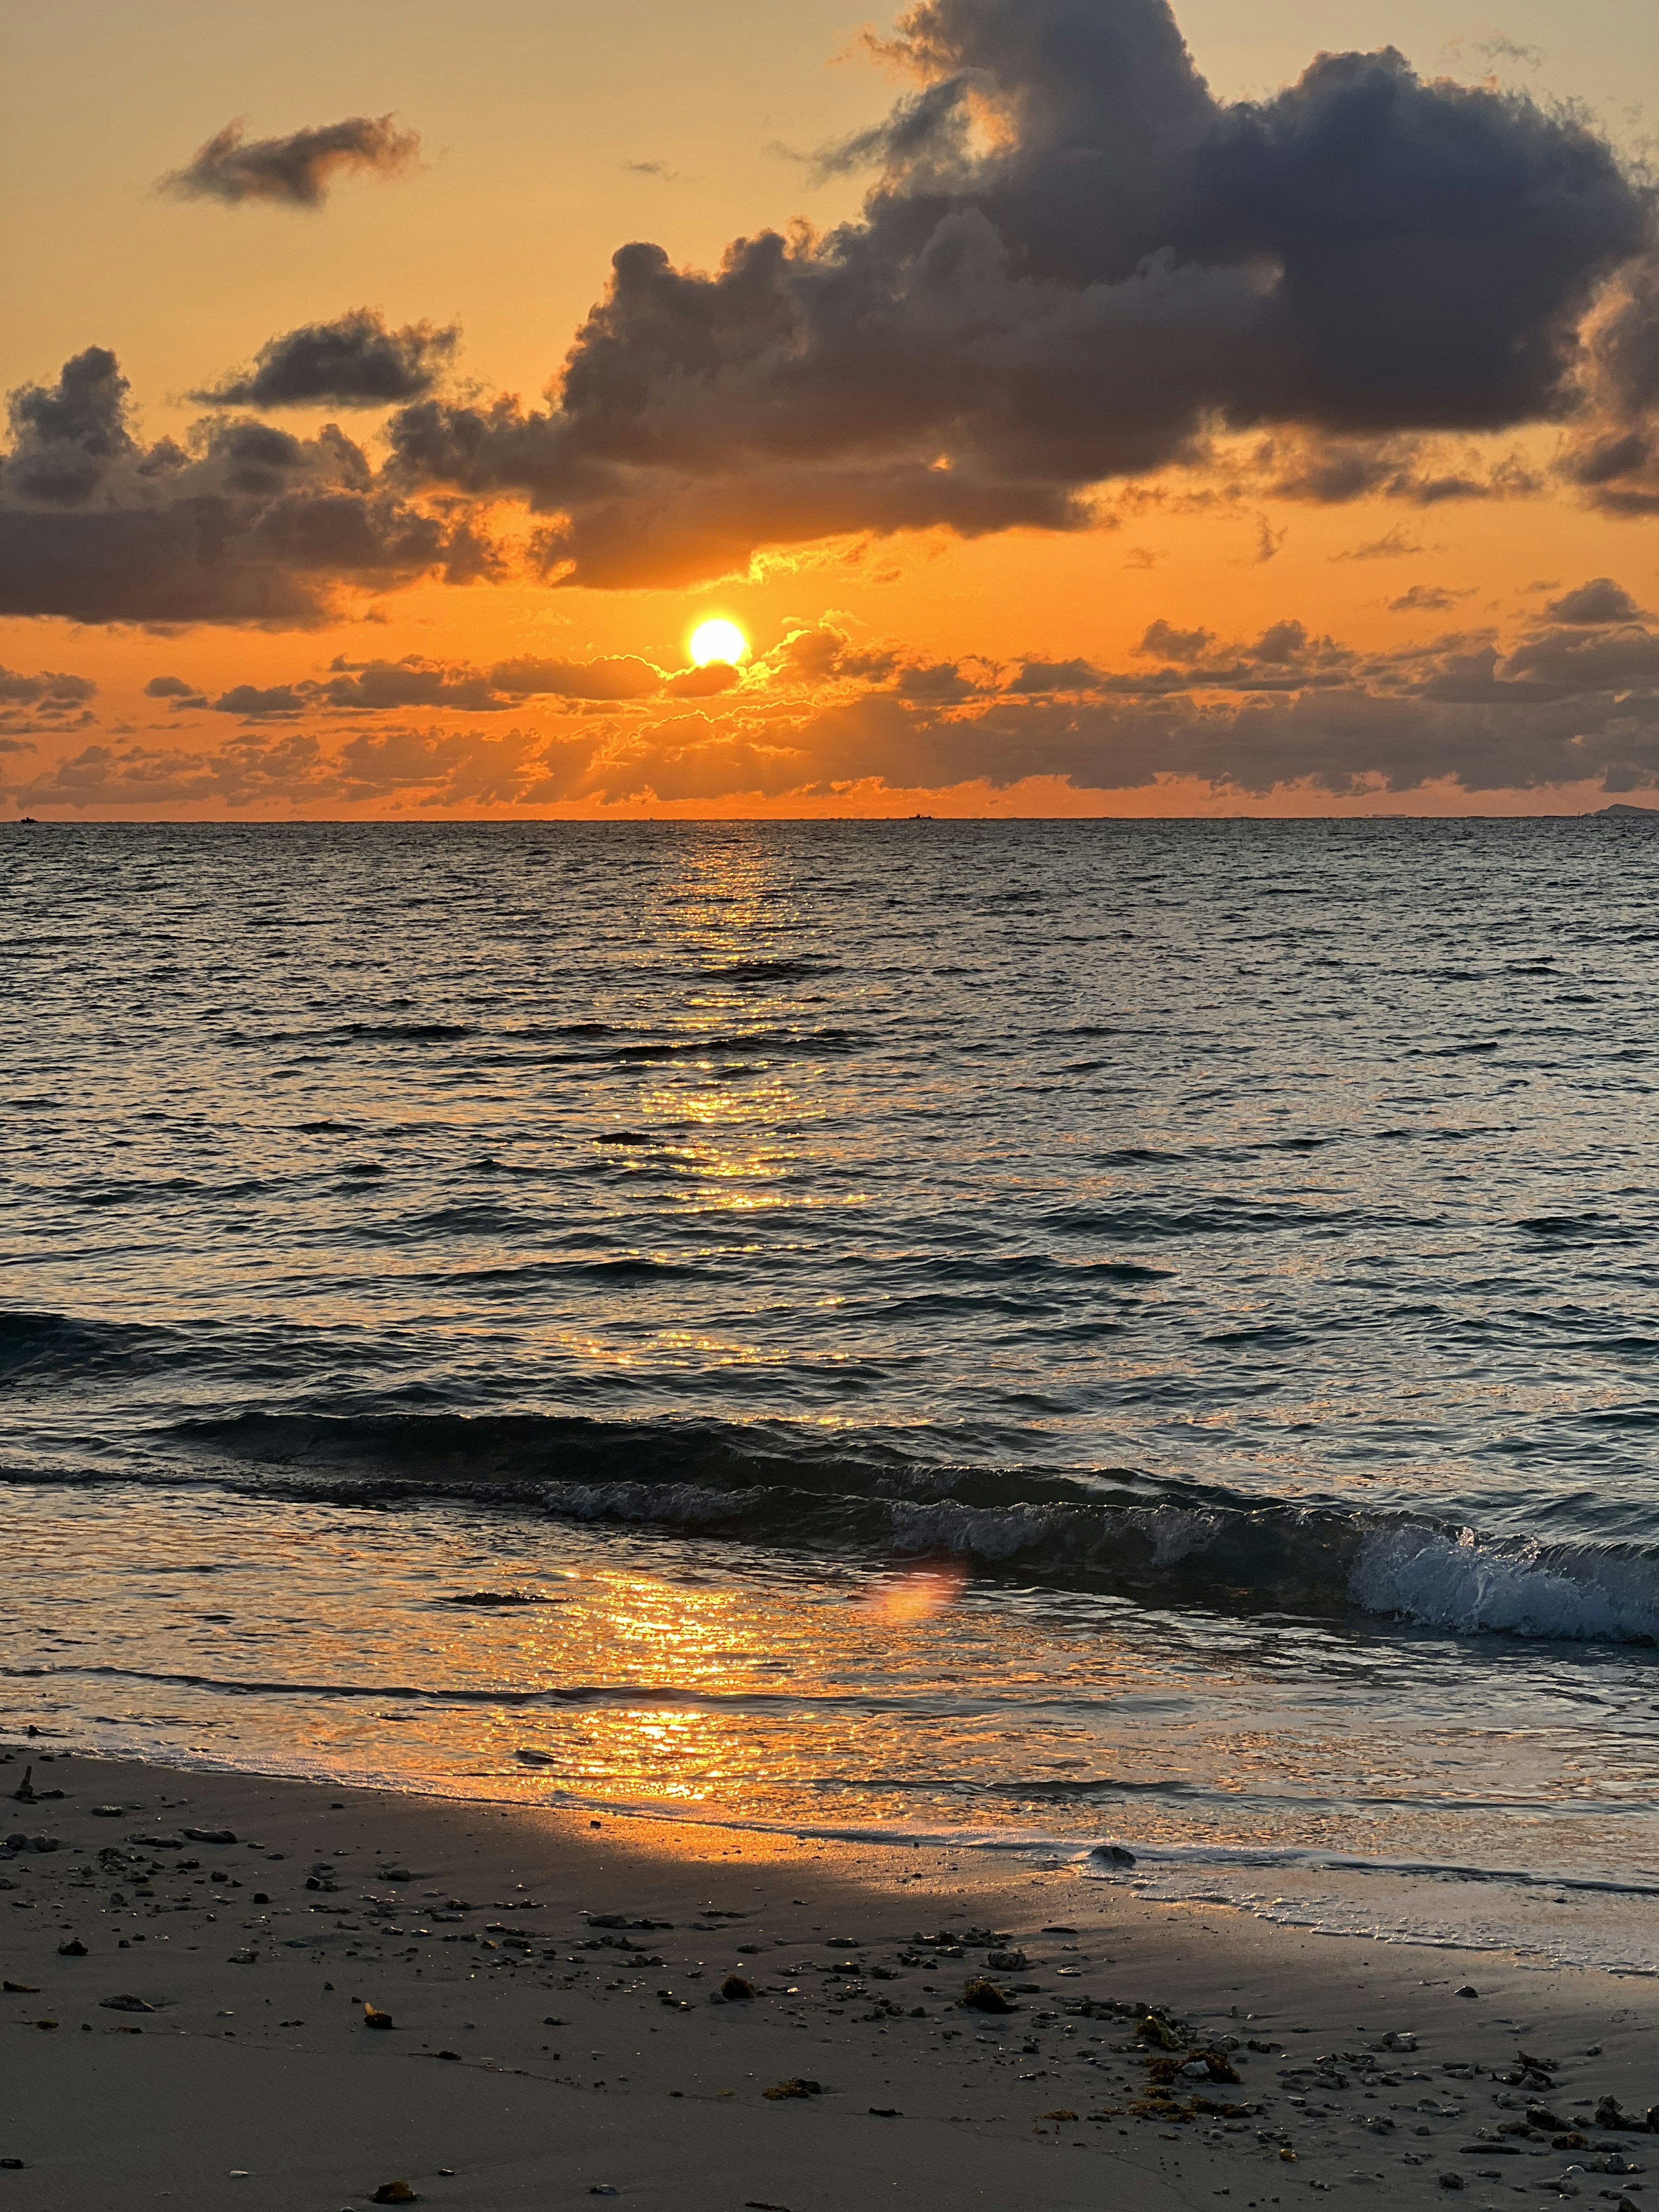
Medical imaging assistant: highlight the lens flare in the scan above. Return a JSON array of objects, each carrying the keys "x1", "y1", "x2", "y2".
[{"x1": 689, "y1": 618, "x2": 749, "y2": 667}]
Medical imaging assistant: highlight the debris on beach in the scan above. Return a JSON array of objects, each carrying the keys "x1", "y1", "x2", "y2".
[
  {"x1": 961, "y1": 1977, "x2": 1016, "y2": 2013},
  {"x1": 363, "y1": 2003, "x2": 395, "y2": 2030},
  {"x1": 763, "y1": 2079, "x2": 822, "y2": 2100},
  {"x1": 370, "y1": 2184, "x2": 417, "y2": 2203}
]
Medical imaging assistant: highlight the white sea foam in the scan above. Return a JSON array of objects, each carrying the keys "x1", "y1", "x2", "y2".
[{"x1": 1351, "y1": 1523, "x2": 1659, "y2": 1640}]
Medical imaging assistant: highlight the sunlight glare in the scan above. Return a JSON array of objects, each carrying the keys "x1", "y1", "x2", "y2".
[{"x1": 689, "y1": 618, "x2": 749, "y2": 667}]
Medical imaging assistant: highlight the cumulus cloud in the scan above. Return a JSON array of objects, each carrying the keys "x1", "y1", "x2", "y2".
[
  {"x1": 381, "y1": 0, "x2": 1651, "y2": 585},
  {"x1": 0, "y1": 665, "x2": 95, "y2": 707},
  {"x1": 0, "y1": 348, "x2": 489, "y2": 623},
  {"x1": 160, "y1": 115, "x2": 420, "y2": 209},
  {"x1": 191, "y1": 311, "x2": 459, "y2": 409},
  {"x1": 1545, "y1": 577, "x2": 1646, "y2": 624}
]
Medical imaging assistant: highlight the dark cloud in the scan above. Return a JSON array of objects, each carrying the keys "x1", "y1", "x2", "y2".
[
  {"x1": 143, "y1": 675, "x2": 197, "y2": 699},
  {"x1": 201, "y1": 651, "x2": 726, "y2": 719},
  {"x1": 160, "y1": 115, "x2": 420, "y2": 210},
  {"x1": 384, "y1": 0, "x2": 1649, "y2": 586},
  {"x1": 0, "y1": 665, "x2": 95, "y2": 707},
  {"x1": 1389, "y1": 583, "x2": 1471, "y2": 613},
  {"x1": 191, "y1": 311, "x2": 459, "y2": 409},
  {"x1": 1545, "y1": 577, "x2": 1645, "y2": 625},
  {"x1": 0, "y1": 349, "x2": 486, "y2": 624}
]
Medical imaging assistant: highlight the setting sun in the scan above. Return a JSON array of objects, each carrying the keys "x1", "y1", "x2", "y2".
[{"x1": 689, "y1": 618, "x2": 749, "y2": 667}]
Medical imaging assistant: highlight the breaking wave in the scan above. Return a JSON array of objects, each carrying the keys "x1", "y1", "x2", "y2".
[{"x1": 10, "y1": 1402, "x2": 1656, "y2": 1646}]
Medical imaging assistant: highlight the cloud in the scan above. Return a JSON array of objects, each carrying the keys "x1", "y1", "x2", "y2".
[
  {"x1": 1545, "y1": 577, "x2": 1645, "y2": 624},
  {"x1": 199, "y1": 649, "x2": 727, "y2": 719},
  {"x1": 16, "y1": 583, "x2": 1651, "y2": 811},
  {"x1": 381, "y1": 0, "x2": 1649, "y2": 586},
  {"x1": 0, "y1": 665, "x2": 95, "y2": 707},
  {"x1": 191, "y1": 311, "x2": 458, "y2": 408},
  {"x1": 160, "y1": 115, "x2": 420, "y2": 209},
  {"x1": 0, "y1": 348, "x2": 489, "y2": 623},
  {"x1": 1388, "y1": 583, "x2": 1472, "y2": 613}
]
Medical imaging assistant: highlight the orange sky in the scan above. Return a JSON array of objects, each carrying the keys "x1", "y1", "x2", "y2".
[{"x1": 3, "y1": 0, "x2": 1657, "y2": 817}]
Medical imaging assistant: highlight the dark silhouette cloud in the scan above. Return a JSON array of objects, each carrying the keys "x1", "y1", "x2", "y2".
[
  {"x1": 192, "y1": 311, "x2": 459, "y2": 409},
  {"x1": 1389, "y1": 584, "x2": 1471, "y2": 613},
  {"x1": 201, "y1": 651, "x2": 725, "y2": 719},
  {"x1": 384, "y1": 0, "x2": 1650, "y2": 585},
  {"x1": 1545, "y1": 577, "x2": 1645, "y2": 625},
  {"x1": 0, "y1": 349, "x2": 487, "y2": 623},
  {"x1": 0, "y1": 665, "x2": 95, "y2": 707},
  {"x1": 160, "y1": 115, "x2": 420, "y2": 209}
]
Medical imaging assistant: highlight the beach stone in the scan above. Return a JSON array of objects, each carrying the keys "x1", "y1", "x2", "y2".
[
  {"x1": 371, "y1": 2185, "x2": 416, "y2": 2204},
  {"x1": 719, "y1": 1974, "x2": 756, "y2": 2001},
  {"x1": 986, "y1": 1949, "x2": 1027, "y2": 1971},
  {"x1": 99, "y1": 1995, "x2": 155, "y2": 2013},
  {"x1": 1455, "y1": 1986, "x2": 1478, "y2": 1999},
  {"x1": 763, "y1": 2079, "x2": 821, "y2": 2100},
  {"x1": 184, "y1": 1827, "x2": 235, "y2": 1844},
  {"x1": 363, "y1": 2004, "x2": 395, "y2": 2030},
  {"x1": 1090, "y1": 1843, "x2": 1137, "y2": 1866},
  {"x1": 962, "y1": 1977, "x2": 1016, "y2": 2014}
]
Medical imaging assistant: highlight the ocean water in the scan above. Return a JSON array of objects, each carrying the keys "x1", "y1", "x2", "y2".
[{"x1": 6, "y1": 818, "x2": 1659, "y2": 1967}]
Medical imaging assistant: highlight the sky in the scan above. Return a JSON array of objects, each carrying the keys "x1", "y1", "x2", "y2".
[{"x1": 3, "y1": 0, "x2": 1658, "y2": 817}]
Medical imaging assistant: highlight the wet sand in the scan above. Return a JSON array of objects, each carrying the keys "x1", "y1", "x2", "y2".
[{"x1": 0, "y1": 1746, "x2": 1653, "y2": 2210}]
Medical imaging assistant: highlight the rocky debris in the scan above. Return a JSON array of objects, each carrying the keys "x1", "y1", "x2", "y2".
[
  {"x1": 378, "y1": 1866, "x2": 412, "y2": 1883},
  {"x1": 184, "y1": 1827, "x2": 235, "y2": 1845},
  {"x1": 763, "y1": 2079, "x2": 822, "y2": 2101},
  {"x1": 719, "y1": 1975, "x2": 756, "y2": 2001},
  {"x1": 961, "y1": 1978, "x2": 1016, "y2": 2014},
  {"x1": 1089, "y1": 1843, "x2": 1137, "y2": 1866},
  {"x1": 2, "y1": 1981, "x2": 39, "y2": 1995},
  {"x1": 1455, "y1": 1986, "x2": 1479, "y2": 1999},
  {"x1": 371, "y1": 2185, "x2": 417, "y2": 2203},
  {"x1": 985, "y1": 1949, "x2": 1027, "y2": 1971},
  {"x1": 1140, "y1": 2009, "x2": 1185, "y2": 2051},
  {"x1": 98, "y1": 1994, "x2": 155, "y2": 2012},
  {"x1": 363, "y1": 2004, "x2": 395, "y2": 2030}
]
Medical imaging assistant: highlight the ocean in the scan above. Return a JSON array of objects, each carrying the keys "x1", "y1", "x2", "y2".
[{"x1": 6, "y1": 817, "x2": 1659, "y2": 1969}]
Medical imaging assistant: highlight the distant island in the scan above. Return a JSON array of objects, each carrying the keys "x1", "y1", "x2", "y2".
[{"x1": 1595, "y1": 802, "x2": 1657, "y2": 816}]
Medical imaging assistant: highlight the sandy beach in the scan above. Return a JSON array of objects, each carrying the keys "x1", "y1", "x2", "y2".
[{"x1": 0, "y1": 1745, "x2": 1653, "y2": 2212}]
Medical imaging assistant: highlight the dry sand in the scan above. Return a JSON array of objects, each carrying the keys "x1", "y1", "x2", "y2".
[{"x1": 0, "y1": 1745, "x2": 1653, "y2": 2210}]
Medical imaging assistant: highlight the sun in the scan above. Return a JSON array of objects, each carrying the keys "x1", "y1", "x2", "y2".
[{"x1": 689, "y1": 618, "x2": 749, "y2": 667}]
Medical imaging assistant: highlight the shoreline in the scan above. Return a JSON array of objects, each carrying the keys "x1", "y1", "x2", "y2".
[{"x1": 2, "y1": 1747, "x2": 1656, "y2": 2209}]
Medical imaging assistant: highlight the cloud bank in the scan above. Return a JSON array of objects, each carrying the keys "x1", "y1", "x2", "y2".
[
  {"x1": 384, "y1": 0, "x2": 1651, "y2": 583},
  {"x1": 160, "y1": 115, "x2": 420, "y2": 209},
  {"x1": 0, "y1": 349, "x2": 490, "y2": 623},
  {"x1": 13, "y1": 582, "x2": 1659, "y2": 811},
  {"x1": 3, "y1": 0, "x2": 1655, "y2": 628}
]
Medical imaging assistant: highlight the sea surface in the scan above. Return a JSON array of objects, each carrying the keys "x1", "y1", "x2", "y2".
[{"x1": 6, "y1": 818, "x2": 1659, "y2": 1969}]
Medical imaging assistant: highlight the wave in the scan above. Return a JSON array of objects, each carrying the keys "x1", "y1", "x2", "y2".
[{"x1": 13, "y1": 1405, "x2": 1651, "y2": 1646}]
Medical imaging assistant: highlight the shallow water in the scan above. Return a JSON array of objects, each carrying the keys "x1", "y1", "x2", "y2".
[{"x1": 6, "y1": 820, "x2": 1659, "y2": 1964}]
